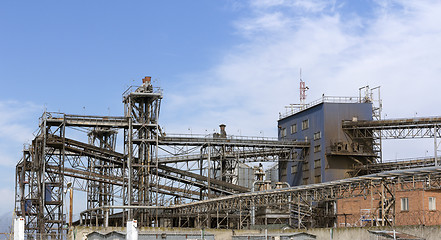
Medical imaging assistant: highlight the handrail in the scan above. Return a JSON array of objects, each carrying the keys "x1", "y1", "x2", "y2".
[
  {"x1": 122, "y1": 85, "x2": 162, "y2": 99},
  {"x1": 164, "y1": 133, "x2": 279, "y2": 141},
  {"x1": 280, "y1": 96, "x2": 361, "y2": 119}
]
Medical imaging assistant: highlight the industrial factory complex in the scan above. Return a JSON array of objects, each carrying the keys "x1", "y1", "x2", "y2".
[{"x1": 13, "y1": 77, "x2": 441, "y2": 239}]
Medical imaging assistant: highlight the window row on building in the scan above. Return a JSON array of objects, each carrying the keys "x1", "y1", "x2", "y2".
[
  {"x1": 281, "y1": 120, "x2": 322, "y2": 140},
  {"x1": 314, "y1": 145, "x2": 321, "y2": 153},
  {"x1": 290, "y1": 160, "x2": 323, "y2": 185},
  {"x1": 401, "y1": 197, "x2": 436, "y2": 211}
]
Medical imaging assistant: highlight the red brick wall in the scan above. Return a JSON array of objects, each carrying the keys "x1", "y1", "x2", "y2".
[{"x1": 336, "y1": 188, "x2": 441, "y2": 227}]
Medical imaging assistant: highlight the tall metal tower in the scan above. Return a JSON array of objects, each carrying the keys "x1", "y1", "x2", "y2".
[
  {"x1": 123, "y1": 76, "x2": 162, "y2": 225},
  {"x1": 359, "y1": 86, "x2": 382, "y2": 162},
  {"x1": 299, "y1": 69, "x2": 308, "y2": 105},
  {"x1": 15, "y1": 112, "x2": 66, "y2": 239},
  {"x1": 87, "y1": 127, "x2": 118, "y2": 221}
]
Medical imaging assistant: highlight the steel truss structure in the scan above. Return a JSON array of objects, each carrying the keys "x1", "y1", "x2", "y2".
[
  {"x1": 14, "y1": 80, "x2": 441, "y2": 239},
  {"x1": 80, "y1": 167, "x2": 441, "y2": 229},
  {"x1": 15, "y1": 81, "x2": 307, "y2": 239},
  {"x1": 351, "y1": 156, "x2": 436, "y2": 176},
  {"x1": 343, "y1": 117, "x2": 441, "y2": 165},
  {"x1": 343, "y1": 117, "x2": 441, "y2": 139}
]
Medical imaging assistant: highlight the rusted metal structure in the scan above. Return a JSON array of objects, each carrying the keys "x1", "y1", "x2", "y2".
[
  {"x1": 13, "y1": 79, "x2": 441, "y2": 239},
  {"x1": 14, "y1": 78, "x2": 307, "y2": 239},
  {"x1": 79, "y1": 166, "x2": 441, "y2": 229}
]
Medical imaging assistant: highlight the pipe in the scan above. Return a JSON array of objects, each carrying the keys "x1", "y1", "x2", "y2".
[
  {"x1": 69, "y1": 188, "x2": 73, "y2": 229},
  {"x1": 435, "y1": 125, "x2": 438, "y2": 166},
  {"x1": 251, "y1": 180, "x2": 265, "y2": 225}
]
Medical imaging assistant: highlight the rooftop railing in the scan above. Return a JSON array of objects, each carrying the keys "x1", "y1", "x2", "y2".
[
  {"x1": 122, "y1": 85, "x2": 162, "y2": 100},
  {"x1": 279, "y1": 96, "x2": 362, "y2": 119}
]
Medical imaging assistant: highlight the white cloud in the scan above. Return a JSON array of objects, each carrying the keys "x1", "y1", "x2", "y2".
[
  {"x1": 0, "y1": 153, "x2": 18, "y2": 168},
  {"x1": 235, "y1": 12, "x2": 292, "y2": 36},
  {"x1": 163, "y1": 0, "x2": 441, "y2": 161},
  {"x1": 0, "y1": 101, "x2": 41, "y2": 143},
  {"x1": 235, "y1": 0, "x2": 338, "y2": 36},
  {"x1": 0, "y1": 101, "x2": 41, "y2": 167},
  {"x1": 0, "y1": 100, "x2": 41, "y2": 214},
  {"x1": 250, "y1": 0, "x2": 331, "y2": 13},
  {"x1": 0, "y1": 188, "x2": 14, "y2": 214}
]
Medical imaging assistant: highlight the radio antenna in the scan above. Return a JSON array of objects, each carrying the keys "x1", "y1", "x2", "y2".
[{"x1": 299, "y1": 68, "x2": 308, "y2": 104}]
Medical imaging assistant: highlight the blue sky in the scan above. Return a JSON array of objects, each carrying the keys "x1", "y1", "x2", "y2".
[{"x1": 1, "y1": 0, "x2": 441, "y2": 216}]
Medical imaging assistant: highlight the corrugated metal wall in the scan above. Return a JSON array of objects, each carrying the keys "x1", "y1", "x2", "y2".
[
  {"x1": 237, "y1": 163, "x2": 254, "y2": 189},
  {"x1": 277, "y1": 102, "x2": 372, "y2": 186}
]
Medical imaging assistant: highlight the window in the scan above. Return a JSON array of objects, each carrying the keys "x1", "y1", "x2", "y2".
[
  {"x1": 314, "y1": 131, "x2": 321, "y2": 140},
  {"x1": 281, "y1": 128, "x2": 287, "y2": 138},
  {"x1": 314, "y1": 159, "x2": 321, "y2": 169},
  {"x1": 302, "y1": 178, "x2": 309, "y2": 185},
  {"x1": 314, "y1": 145, "x2": 321, "y2": 153},
  {"x1": 303, "y1": 168, "x2": 309, "y2": 185},
  {"x1": 429, "y1": 197, "x2": 436, "y2": 211},
  {"x1": 302, "y1": 119, "x2": 309, "y2": 130},
  {"x1": 303, "y1": 163, "x2": 309, "y2": 171},
  {"x1": 401, "y1": 198, "x2": 409, "y2": 211},
  {"x1": 314, "y1": 175, "x2": 321, "y2": 184},
  {"x1": 303, "y1": 167, "x2": 309, "y2": 184},
  {"x1": 291, "y1": 165, "x2": 298, "y2": 174},
  {"x1": 290, "y1": 124, "x2": 297, "y2": 134}
]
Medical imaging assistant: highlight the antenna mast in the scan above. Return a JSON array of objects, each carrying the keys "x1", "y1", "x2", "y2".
[{"x1": 299, "y1": 68, "x2": 308, "y2": 105}]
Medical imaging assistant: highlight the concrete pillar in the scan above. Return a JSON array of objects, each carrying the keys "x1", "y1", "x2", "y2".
[
  {"x1": 14, "y1": 217, "x2": 24, "y2": 240},
  {"x1": 126, "y1": 220, "x2": 138, "y2": 240}
]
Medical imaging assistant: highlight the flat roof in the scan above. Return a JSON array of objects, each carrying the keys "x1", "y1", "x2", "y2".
[{"x1": 279, "y1": 96, "x2": 365, "y2": 120}]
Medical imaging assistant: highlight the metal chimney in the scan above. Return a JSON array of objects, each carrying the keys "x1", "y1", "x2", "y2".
[
  {"x1": 219, "y1": 124, "x2": 226, "y2": 138},
  {"x1": 142, "y1": 76, "x2": 151, "y2": 84}
]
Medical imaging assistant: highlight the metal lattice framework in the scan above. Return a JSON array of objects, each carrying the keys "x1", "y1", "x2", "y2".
[
  {"x1": 122, "y1": 81, "x2": 163, "y2": 225},
  {"x1": 80, "y1": 167, "x2": 441, "y2": 229},
  {"x1": 351, "y1": 156, "x2": 436, "y2": 176},
  {"x1": 14, "y1": 81, "x2": 307, "y2": 239},
  {"x1": 87, "y1": 128, "x2": 118, "y2": 222},
  {"x1": 14, "y1": 80, "x2": 441, "y2": 239},
  {"x1": 343, "y1": 117, "x2": 441, "y2": 139},
  {"x1": 343, "y1": 117, "x2": 441, "y2": 166},
  {"x1": 15, "y1": 116, "x2": 67, "y2": 239}
]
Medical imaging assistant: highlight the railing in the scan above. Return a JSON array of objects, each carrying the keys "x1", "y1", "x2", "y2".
[
  {"x1": 64, "y1": 115, "x2": 127, "y2": 128},
  {"x1": 354, "y1": 156, "x2": 436, "y2": 172},
  {"x1": 164, "y1": 133, "x2": 279, "y2": 142},
  {"x1": 162, "y1": 134, "x2": 308, "y2": 147},
  {"x1": 279, "y1": 96, "x2": 361, "y2": 119},
  {"x1": 382, "y1": 155, "x2": 435, "y2": 164},
  {"x1": 343, "y1": 116, "x2": 441, "y2": 127},
  {"x1": 122, "y1": 85, "x2": 163, "y2": 99},
  {"x1": 42, "y1": 112, "x2": 127, "y2": 122},
  {"x1": 39, "y1": 111, "x2": 64, "y2": 125},
  {"x1": 65, "y1": 114, "x2": 126, "y2": 121}
]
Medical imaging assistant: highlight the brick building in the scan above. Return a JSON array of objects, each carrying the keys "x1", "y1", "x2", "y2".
[{"x1": 337, "y1": 188, "x2": 441, "y2": 227}]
